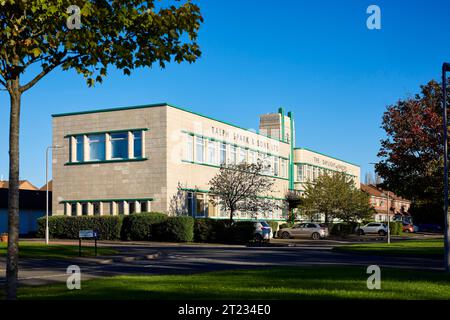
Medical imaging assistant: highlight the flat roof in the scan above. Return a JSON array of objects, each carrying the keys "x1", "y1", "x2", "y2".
[
  {"x1": 52, "y1": 102, "x2": 289, "y2": 144},
  {"x1": 294, "y1": 147, "x2": 360, "y2": 167}
]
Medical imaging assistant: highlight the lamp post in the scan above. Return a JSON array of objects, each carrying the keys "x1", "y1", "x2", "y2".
[
  {"x1": 443, "y1": 62, "x2": 450, "y2": 272},
  {"x1": 381, "y1": 191, "x2": 391, "y2": 244},
  {"x1": 45, "y1": 145, "x2": 63, "y2": 245}
]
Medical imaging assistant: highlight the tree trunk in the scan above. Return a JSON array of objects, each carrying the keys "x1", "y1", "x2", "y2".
[
  {"x1": 6, "y1": 79, "x2": 21, "y2": 300},
  {"x1": 229, "y1": 208, "x2": 234, "y2": 224},
  {"x1": 324, "y1": 213, "x2": 329, "y2": 224}
]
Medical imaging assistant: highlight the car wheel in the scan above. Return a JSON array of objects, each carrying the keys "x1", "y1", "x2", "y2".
[
  {"x1": 254, "y1": 233, "x2": 263, "y2": 242},
  {"x1": 378, "y1": 230, "x2": 386, "y2": 236},
  {"x1": 281, "y1": 231, "x2": 290, "y2": 239},
  {"x1": 357, "y1": 229, "x2": 364, "y2": 236},
  {"x1": 311, "y1": 232, "x2": 320, "y2": 240}
]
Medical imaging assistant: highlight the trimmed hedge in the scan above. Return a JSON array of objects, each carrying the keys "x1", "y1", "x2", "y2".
[
  {"x1": 389, "y1": 221, "x2": 403, "y2": 235},
  {"x1": 37, "y1": 215, "x2": 123, "y2": 240},
  {"x1": 194, "y1": 219, "x2": 226, "y2": 243},
  {"x1": 330, "y1": 222, "x2": 358, "y2": 237},
  {"x1": 154, "y1": 216, "x2": 194, "y2": 242},
  {"x1": 121, "y1": 212, "x2": 168, "y2": 241}
]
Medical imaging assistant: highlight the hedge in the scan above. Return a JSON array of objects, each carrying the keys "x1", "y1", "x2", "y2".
[
  {"x1": 193, "y1": 219, "x2": 256, "y2": 244},
  {"x1": 37, "y1": 215, "x2": 123, "y2": 240},
  {"x1": 153, "y1": 216, "x2": 194, "y2": 242},
  {"x1": 389, "y1": 221, "x2": 403, "y2": 235},
  {"x1": 329, "y1": 222, "x2": 358, "y2": 236},
  {"x1": 120, "y1": 212, "x2": 168, "y2": 241}
]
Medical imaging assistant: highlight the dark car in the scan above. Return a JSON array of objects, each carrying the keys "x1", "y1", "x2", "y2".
[{"x1": 416, "y1": 224, "x2": 443, "y2": 233}]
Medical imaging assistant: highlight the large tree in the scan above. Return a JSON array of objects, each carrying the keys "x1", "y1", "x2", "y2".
[
  {"x1": 376, "y1": 79, "x2": 450, "y2": 221},
  {"x1": 209, "y1": 162, "x2": 277, "y2": 223},
  {"x1": 0, "y1": 0, "x2": 202, "y2": 299},
  {"x1": 300, "y1": 172, "x2": 372, "y2": 223}
]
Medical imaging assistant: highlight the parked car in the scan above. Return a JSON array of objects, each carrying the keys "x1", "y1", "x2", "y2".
[
  {"x1": 279, "y1": 223, "x2": 329, "y2": 240},
  {"x1": 416, "y1": 223, "x2": 443, "y2": 233},
  {"x1": 254, "y1": 221, "x2": 272, "y2": 241},
  {"x1": 402, "y1": 223, "x2": 414, "y2": 233},
  {"x1": 356, "y1": 223, "x2": 388, "y2": 236}
]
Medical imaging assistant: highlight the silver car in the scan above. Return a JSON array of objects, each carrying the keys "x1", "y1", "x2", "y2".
[{"x1": 279, "y1": 223, "x2": 329, "y2": 240}]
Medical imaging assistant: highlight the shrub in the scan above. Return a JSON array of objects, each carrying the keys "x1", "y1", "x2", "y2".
[
  {"x1": 227, "y1": 221, "x2": 256, "y2": 244},
  {"x1": 121, "y1": 212, "x2": 168, "y2": 241},
  {"x1": 37, "y1": 215, "x2": 123, "y2": 240},
  {"x1": 389, "y1": 221, "x2": 403, "y2": 235},
  {"x1": 330, "y1": 222, "x2": 358, "y2": 236},
  {"x1": 194, "y1": 218, "x2": 225, "y2": 243},
  {"x1": 154, "y1": 216, "x2": 194, "y2": 242}
]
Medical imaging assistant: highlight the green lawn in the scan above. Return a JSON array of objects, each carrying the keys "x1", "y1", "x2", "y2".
[
  {"x1": 0, "y1": 242, "x2": 117, "y2": 259},
  {"x1": 333, "y1": 239, "x2": 443, "y2": 257},
  {"x1": 18, "y1": 266, "x2": 450, "y2": 300}
]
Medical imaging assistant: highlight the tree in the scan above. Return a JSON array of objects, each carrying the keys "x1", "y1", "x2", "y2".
[
  {"x1": 300, "y1": 172, "x2": 371, "y2": 223},
  {"x1": 376, "y1": 79, "x2": 449, "y2": 219},
  {"x1": 0, "y1": 0, "x2": 202, "y2": 299},
  {"x1": 208, "y1": 162, "x2": 277, "y2": 223},
  {"x1": 169, "y1": 183, "x2": 188, "y2": 216}
]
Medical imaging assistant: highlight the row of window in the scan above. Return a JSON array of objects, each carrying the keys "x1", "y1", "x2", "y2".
[
  {"x1": 186, "y1": 192, "x2": 287, "y2": 220},
  {"x1": 64, "y1": 200, "x2": 151, "y2": 216},
  {"x1": 185, "y1": 134, "x2": 288, "y2": 178},
  {"x1": 296, "y1": 164, "x2": 354, "y2": 183},
  {"x1": 69, "y1": 130, "x2": 145, "y2": 163}
]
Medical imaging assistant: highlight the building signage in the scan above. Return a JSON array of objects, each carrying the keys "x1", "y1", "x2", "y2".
[
  {"x1": 313, "y1": 156, "x2": 347, "y2": 171},
  {"x1": 79, "y1": 230, "x2": 97, "y2": 238}
]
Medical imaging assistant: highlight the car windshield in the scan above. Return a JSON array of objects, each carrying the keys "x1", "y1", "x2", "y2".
[
  {"x1": 319, "y1": 224, "x2": 327, "y2": 228},
  {"x1": 260, "y1": 221, "x2": 270, "y2": 227}
]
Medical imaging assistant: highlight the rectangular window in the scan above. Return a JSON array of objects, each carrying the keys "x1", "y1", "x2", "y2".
[
  {"x1": 133, "y1": 131, "x2": 142, "y2": 158},
  {"x1": 81, "y1": 203, "x2": 89, "y2": 216},
  {"x1": 71, "y1": 203, "x2": 77, "y2": 216},
  {"x1": 118, "y1": 202, "x2": 125, "y2": 215},
  {"x1": 110, "y1": 132, "x2": 128, "y2": 159},
  {"x1": 239, "y1": 148, "x2": 247, "y2": 163},
  {"x1": 196, "y1": 136, "x2": 204, "y2": 163},
  {"x1": 140, "y1": 201, "x2": 148, "y2": 213},
  {"x1": 195, "y1": 194, "x2": 206, "y2": 217},
  {"x1": 281, "y1": 159, "x2": 286, "y2": 178},
  {"x1": 129, "y1": 202, "x2": 136, "y2": 214},
  {"x1": 87, "y1": 134, "x2": 105, "y2": 161},
  {"x1": 220, "y1": 143, "x2": 227, "y2": 165},
  {"x1": 93, "y1": 202, "x2": 100, "y2": 216},
  {"x1": 186, "y1": 134, "x2": 194, "y2": 161},
  {"x1": 230, "y1": 146, "x2": 237, "y2": 164},
  {"x1": 208, "y1": 140, "x2": 217, "y2": 165},
  {"x1": 187, "y1": 192, "x2": 194, "y2": 216},
  {"x1": 249, "y1": 151, "x2": 256, "y2": 164},
  {"x1": 76, "y1": 136, "x2": 84, "y2": 162},
  {"x1": 297, "y1": 164, "x2": 303, "y2": 181},
  {"x1": 274, "y1": 157, "x2": 279, "y2": 176}
]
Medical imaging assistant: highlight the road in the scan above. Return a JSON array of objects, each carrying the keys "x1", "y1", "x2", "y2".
[{"x1": 0, "y1": 239, "x2": 444, "y2": 287}]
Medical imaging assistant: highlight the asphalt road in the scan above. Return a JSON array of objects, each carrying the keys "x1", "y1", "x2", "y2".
[{"x1": 0, "y1": 240, "x2": 444, "y2": 287}]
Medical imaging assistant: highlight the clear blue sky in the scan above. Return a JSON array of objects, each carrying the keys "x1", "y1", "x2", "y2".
[{"x1": 1, "y1": 0, "x2": 450, "y2": 187}]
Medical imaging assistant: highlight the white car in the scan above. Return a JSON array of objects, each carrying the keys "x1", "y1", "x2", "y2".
[
  {"x1": 356, "y1": 223, "x2": 388, "y2": 236},
  {"x1": 254, "y1": 221, "x2": 273, "y2": 241},
  {"x1": 279, "y1": 223, "x2": 329, "y2": 240}
]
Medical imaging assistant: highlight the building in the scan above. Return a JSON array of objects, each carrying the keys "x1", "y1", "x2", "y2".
[
  {"x1": 0, "y1": 180, "x2": 39, "y2": 191},
  {"x1": 52, "y1": 103, "x2": 360, "y2": 221},
  {"x1": 0, "y1": 185, "x2": 48, "y2": 235},
  {"x1": 361, "y1": 183, "x2": 411, "y2": 222}
]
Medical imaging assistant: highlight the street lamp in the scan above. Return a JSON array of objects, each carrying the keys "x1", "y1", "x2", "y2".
[
  {"x1": 442, "y1": 62, "x2": 450, "y2": 272},
  {"x1": 380, "y1": 191, "x2": 391, "y2": 244},
  {"x1": 45, "y1": 145, "x2": 64, "y2": 245}
]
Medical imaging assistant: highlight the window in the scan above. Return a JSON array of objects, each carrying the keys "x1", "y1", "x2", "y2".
[
  {"x1": 110, "y1": 132, "x2": 128, "y2": 159},
  {"x1": 75, "y1": 136, "x2": 84, "y2": 162},
  {"x1": 118, "y1": 202, "x2": 125, "y2": 215},
  {"x1": 133, "y1": 131, "x2": 142, "y2": 158},
  {"x1": 297, "y1": 164, "x2": 303, "y2": 181},
  {"x1": 230, "y1": 146, "x2": 237, "y2": 164},
  {"x1": 195, "y1": 194, "x2": 206, "y2": 217},
  {"x1": 140, "y1": 201, "x2": 148, "y2": 213},
  {"x1": 129, "y1": 202, "x2": 136, "y2": 214},
  {"x1": 208, "y1": 140, "x2": 217, "y2": 165},
  {"x1": 274, "y1": 157, "x2": 279, "y2": 176},
  {"x1": 93, "y1": 202, "x2": 100, "y2": 216},
  {"x1": 186, "y1": 134, "x2": 194, "y2": 161},
  {"x1": 71, "y1": 203, "x2": 77, "y2": 216},
  {"x1": 81, "y1": 203, "x2": 89, "y2": 216},
  {"x1": 88, "y1": 134, "x2": 105, "y2": 161},
  {"x1": 187, "y1": 192, "x2": 194, "y2": 216},
  {"x1": 220, "y1": 143, "x2": 227, "y2": 165},
  {"x1": 196, "y1": 136, "x2": 204, "y2": 163},
  {"x1": 239, "y1": 148, "x2": 247, "y2": 163},
  {"x1": 249, "y1": 150, "x2": 256, "y2": 164}
]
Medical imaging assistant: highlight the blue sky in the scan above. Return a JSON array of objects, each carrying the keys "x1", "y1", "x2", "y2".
[{"x1": 1, "y1": 0, "x2": 450, "y2": 187}]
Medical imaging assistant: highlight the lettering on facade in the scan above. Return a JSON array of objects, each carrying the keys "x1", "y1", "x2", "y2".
[
  {"x1": 313, "y1": 156, "x2": 347, "y2": 171},
  {"x1": 210, "y1": 126, "x2": 279, "y2": 153}
]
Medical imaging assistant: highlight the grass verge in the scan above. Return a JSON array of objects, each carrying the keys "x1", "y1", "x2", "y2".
[
  {"x1": 0, "y1": 241, "x2": 117, "y2": 259},
  {"x1": 18, "y1": 266, "x2": 450, "y2": 300},
  {"x1": 333, "y1": 239, "x2": 443, "y2": 257}
]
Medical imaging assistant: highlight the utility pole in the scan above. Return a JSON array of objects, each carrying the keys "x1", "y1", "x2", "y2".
[{"x1": 443, "y1": 62, "x2": 450, "y2": 272}]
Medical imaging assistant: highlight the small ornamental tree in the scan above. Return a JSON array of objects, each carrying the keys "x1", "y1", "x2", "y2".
[
  {"x1": 0, "y1": 0, "x2": 202, "y2": 299},
  {"x1": 169, "y1": 183, "x2": 188, "y2": 216},
  {"x1": 209, "y1": 162, "x2": 276, "y2": 223}
]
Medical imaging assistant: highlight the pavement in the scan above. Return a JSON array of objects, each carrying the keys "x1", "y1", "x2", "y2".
[{"x1": 0, "y1": 237, "x2": 445, "y2": 287}]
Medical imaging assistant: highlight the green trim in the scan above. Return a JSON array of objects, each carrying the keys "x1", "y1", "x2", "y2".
[
  {"x1": 278, "y1": 107, "x2": 285, "y2": 143},
  {"x1": 293, "y1": 162, "x2": 357, "y2": 178},
  {"x1": 64, "y1": 128, "x2": 148, "y2": 138},
  {"x1": 180, "y1": 188, "x2": 287, "y2": 201},
  {"x1": 52, "y1": 102, "x2": 289, "y2": 144},
  {"x1": 288, "y1": 111, "x2": 295, "y2": 190},
  {"x1": 208, "y1": 217, "x2": 288, "y2": 222},
  {"x1": 181, "y1": 130, "x2": 289, "y2": 160},
  {"x1": 294, "y1": 147, "x2": 360, "y2": 167},
  {"x1": 61, "y1": 197, "x2": 153, "y2": 203},
  {"x1": 65, "y1": 157, "x2": 148, "y2": 166},
  {"x1": 181, "y1": 160, "x2": 290, "y2": 181}
]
